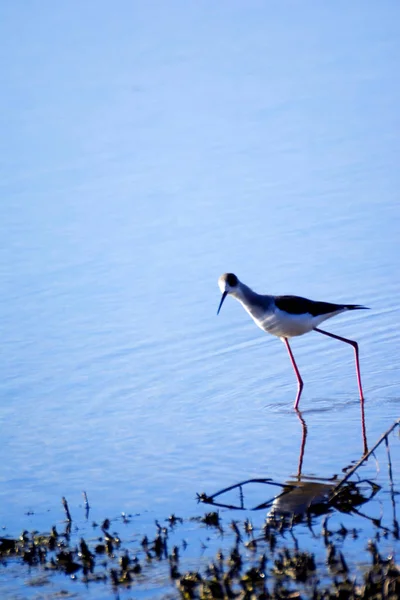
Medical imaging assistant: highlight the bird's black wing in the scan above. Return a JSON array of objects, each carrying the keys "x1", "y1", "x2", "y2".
[{"x1": 274, "y1": 295, "x2": 345, "y2": 317}]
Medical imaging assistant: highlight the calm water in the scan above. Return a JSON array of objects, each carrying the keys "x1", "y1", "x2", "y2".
[{"x1": 1, "y1": 0, "x2": 399, "y2": 552}]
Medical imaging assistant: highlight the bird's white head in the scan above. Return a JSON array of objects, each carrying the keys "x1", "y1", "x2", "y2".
[{"x1": 217, "y1": 273, "x2": 239, "y2": 314}]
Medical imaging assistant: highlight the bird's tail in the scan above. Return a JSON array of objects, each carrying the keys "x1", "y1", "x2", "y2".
[{"x1": 345, "y1": 304, "x2": 369, "y2": 310}]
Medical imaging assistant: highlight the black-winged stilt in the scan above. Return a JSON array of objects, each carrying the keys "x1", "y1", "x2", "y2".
[{"x1": 217, "y1": 273, "x2": 368, "y2": 409}]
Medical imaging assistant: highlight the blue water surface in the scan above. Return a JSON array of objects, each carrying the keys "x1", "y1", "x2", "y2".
[{"x1": 0, "y1": 1, "x2": 399, "y2": 550}]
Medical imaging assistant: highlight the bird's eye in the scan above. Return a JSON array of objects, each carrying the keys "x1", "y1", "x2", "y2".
[{"x1": 227, "y1": 273, "x2": 238, "y2": 286}]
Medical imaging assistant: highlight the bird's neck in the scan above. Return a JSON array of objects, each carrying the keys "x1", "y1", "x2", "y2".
[
  {"x1": 232, "y1": 283, "x2": 270, "y2": 316},
  {"x1": 231, "y1": 282, "x2": 255, "y2": 302}
]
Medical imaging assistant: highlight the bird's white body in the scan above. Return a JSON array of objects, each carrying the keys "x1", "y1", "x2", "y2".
[
  {"x1": 250, "y1": 305, "x2": 342, "y2": 338},
  {"x1": 234, "y1": 290, "x2": 344, "y2": 338}
]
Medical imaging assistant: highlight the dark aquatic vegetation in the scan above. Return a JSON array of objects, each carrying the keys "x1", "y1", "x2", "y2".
[
  {"x1": 200, "y1": 511, "x2": 221, "y2": 528},
  {"x1": 1, "y1": 420, "x2": 399, "y2": 598},
  {"x1": 1, "y1": 497, "x2": 399, "y2": 598},
  {"x1": 61, "y1": 496, "x2": 72, "y2": 522}
]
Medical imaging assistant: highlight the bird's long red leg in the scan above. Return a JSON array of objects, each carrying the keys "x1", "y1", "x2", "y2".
[
  {"x1": 282, "y1": 338, "x2": 304, "y2": 409},
  {"x1": 314, "y1": 327, "x2": 365, "y2": 402}
]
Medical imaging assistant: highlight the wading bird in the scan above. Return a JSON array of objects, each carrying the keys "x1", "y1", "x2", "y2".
[{"x1": 217, "y1": 273, "x2": 368, "y2": 409}]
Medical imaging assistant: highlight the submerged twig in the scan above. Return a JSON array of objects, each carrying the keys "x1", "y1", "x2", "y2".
[
  {"x1": 330, "y1": 419, "x2": 400, "y2": 500},
  {"x1": 198, "y1": 478, "x2": 293, "y2": 511},
  {"x1": 385, "y1": 435, "x2": 399, "y2": 537},
  {"x1": 83, "y1": 491, "x2": 90, "y2": 519},
  {"x1": 62, "y1": 497, "x2": 72, "y2": 522},
  {"x1": 83, "y1": 491, "x2": 90, "y2": 510}
]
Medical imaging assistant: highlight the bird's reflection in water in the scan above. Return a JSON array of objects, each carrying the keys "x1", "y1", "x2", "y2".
[
  {"x1": 295, "y1": 399, "x2": 368, "y2": 480},
  {"x1": 268, "y1": 411, "x2": 334, "y2": 520},
  {"x1": 199, "y1": 405, "x2": 371, "y2": 522},
  {"x1": 269, "y1": 406, "x2": 369, "y2": 520},
  {"x1": 360, "y1": 400, "x2": 368, "y2": 455}
]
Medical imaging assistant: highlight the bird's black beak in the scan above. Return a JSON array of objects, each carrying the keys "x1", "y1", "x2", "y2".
[{"x1": 217, "y1": 291, "x2": 228, "y2": 315}]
